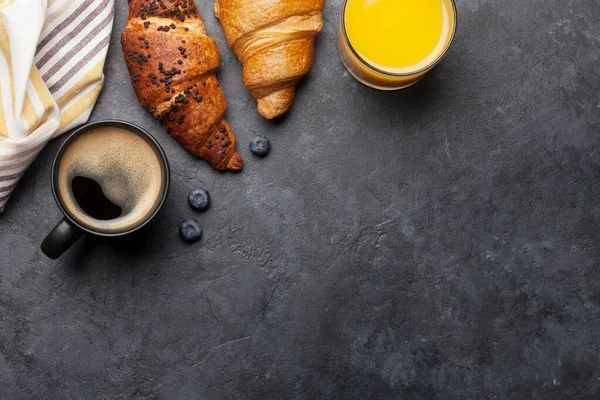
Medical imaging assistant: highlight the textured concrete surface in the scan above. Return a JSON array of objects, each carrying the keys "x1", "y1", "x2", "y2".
[{"x1": 2, "y1": 0, "x2": 600, "y2": 398}]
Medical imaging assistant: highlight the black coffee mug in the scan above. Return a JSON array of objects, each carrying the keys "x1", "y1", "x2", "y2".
[{"x1": 41, "y1": 120, "x2": 170, "y2": 259}]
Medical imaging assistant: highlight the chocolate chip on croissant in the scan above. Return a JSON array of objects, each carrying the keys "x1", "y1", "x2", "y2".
[
  {"x1": 122, "y1": 0, "x2": 243, "y2": 171},
  {"x1": 214, "y1": 0, "x2": 325, "y2": 119}
]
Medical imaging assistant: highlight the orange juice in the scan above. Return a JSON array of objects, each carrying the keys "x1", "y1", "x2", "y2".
[{"x1": 338, "y1": 0, "x2": 457, "y2": 90}]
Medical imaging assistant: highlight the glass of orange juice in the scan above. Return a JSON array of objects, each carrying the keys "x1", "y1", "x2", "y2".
[{"x1": 338, "y1": 0, "x2": 457, "y2": 90}]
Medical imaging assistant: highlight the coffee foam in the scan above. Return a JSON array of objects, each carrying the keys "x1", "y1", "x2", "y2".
[{"x1": 57, "y1": 126, "x2": 165, "y2": 232}]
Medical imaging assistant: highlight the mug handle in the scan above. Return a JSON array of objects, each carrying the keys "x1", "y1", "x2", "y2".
[{"x1": 41, "y1": 218, "x2": 83, "y2": 259}]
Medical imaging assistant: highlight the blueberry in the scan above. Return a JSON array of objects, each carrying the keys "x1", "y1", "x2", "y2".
[
  {"x1": 249, "y1": 135, "x2": 270, "y2": 157},
  {"x1": 188, "y1": 188, "x2": 210, "y2": 211},
  {"x1": 179, "y1": 219, "x2": 202, "y2": 242}
]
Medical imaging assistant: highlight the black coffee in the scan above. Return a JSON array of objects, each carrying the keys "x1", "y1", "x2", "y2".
[
  {"x1": 71, "y1": 176, "x2": 122, "y2": 220},
  {"x1": 56, "y1": 126, "x2": 164, "y2": 232}
]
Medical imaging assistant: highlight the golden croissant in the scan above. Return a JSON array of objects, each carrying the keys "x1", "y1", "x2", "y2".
[
  {"x1": 214, "y1": 0, "x2": 325, "y2": 119},
  {"x1": 121, "y1": 0, "x2": 243, "y2": 171}
]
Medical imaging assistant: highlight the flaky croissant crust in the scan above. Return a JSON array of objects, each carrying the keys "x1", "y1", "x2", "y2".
[
  {"x1": 122, "y1": 0, "x2": 243, "y2": 171},
  {"x1": 214, "y1": 0, "x2": 325, "y2": 119}
]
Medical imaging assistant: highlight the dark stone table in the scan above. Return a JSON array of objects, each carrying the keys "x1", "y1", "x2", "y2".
[{"x1": 2, "y1": 0, "x2": 600, "y2": 398}]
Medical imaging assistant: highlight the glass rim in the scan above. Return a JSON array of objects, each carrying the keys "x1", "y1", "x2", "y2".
[{"x1": 340, "y1": 0, "x2": 458, "y2": 77}]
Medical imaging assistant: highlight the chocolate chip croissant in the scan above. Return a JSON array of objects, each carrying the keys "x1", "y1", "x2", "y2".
[
  {"x1": 122, "y1": 0, "x2": 243, "y2": 171},
  {"x1": 214, "y1": 0, "x2": 325, "y2": 119}
]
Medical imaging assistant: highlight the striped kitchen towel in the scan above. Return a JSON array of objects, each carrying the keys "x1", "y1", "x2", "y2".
[{"x1": 0, "y1": 0, "x2": 114, "y2": 212}]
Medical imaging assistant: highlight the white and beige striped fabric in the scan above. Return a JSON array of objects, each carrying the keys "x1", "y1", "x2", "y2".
[{"x1": 0, "y1": 0, "x2": 114, "y2": 212}]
